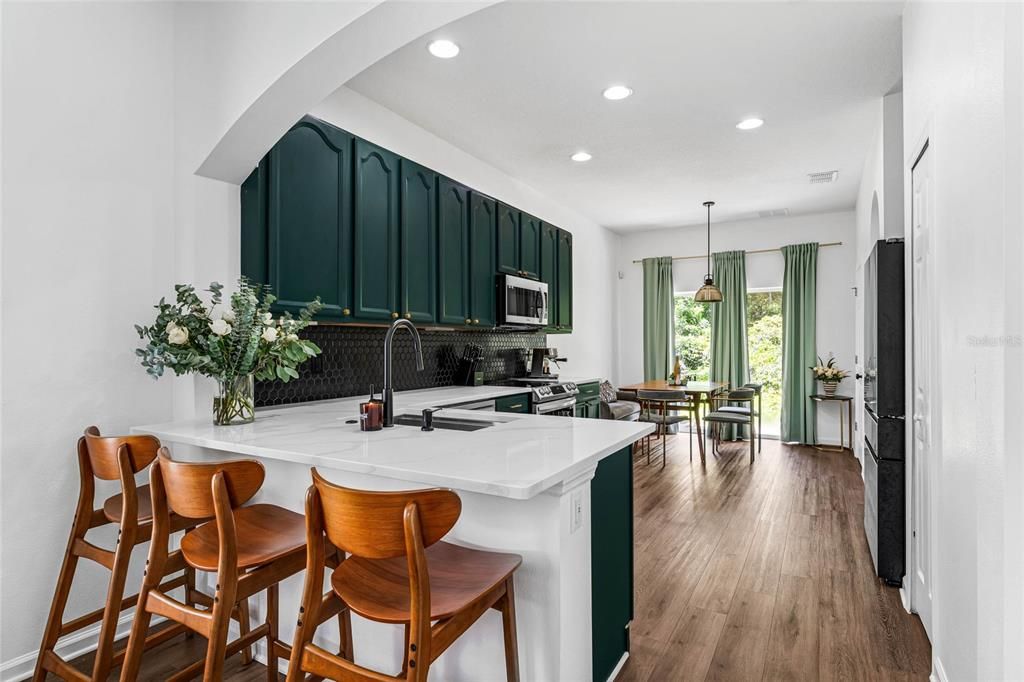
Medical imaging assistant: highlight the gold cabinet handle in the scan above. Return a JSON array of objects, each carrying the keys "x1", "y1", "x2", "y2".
[
  {"x1": 404, "y1": 313, "x2": 412, "y2": 319},
  {"x1": 465, "y1": 318, "x2": 472, "y2": 324},
  {"x1": 473, "y1": 319, "x2": 479, "y2": 324},
  {"x1": 506, "y1": 403, "x2": 523, "y2": 410},
  {"x1": 391, "y1": 312, "x2": 399, "y2": 319},
  {"x1": 342, "y1": 308, "x2": 351, "y2": 316}
]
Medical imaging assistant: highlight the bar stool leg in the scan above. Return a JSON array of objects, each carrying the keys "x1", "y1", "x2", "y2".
[
  {"x1": 238, "y1": 596, "x2": 254, "y2": 665},
  {"x1": 265, "y1": 584, "x2": 279, "y2": 682},
  {"x1": 33, "y1": 543, "x2": 83, "y2": 681},
  {"x1": 92, "y1": 524, "x2": 138, "y2": 679},
  {"x1": 204, "y1": 576, "x2": 238, "y2": 681},
  {"x1": 501, "y1": 577, "x2": 520, "y2": 682}
]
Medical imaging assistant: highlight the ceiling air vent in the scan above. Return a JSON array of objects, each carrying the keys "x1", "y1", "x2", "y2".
[
  {"x1": 808, "y1": 170, "x2": 839, "y2": 184},
  {"x1": 757, "y1": 208, "x2": 790, "y2": 219}
]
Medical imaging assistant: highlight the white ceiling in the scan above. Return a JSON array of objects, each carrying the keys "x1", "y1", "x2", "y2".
[{"x1": 347, "y1": 1, "x2": 903, "y2": 232}]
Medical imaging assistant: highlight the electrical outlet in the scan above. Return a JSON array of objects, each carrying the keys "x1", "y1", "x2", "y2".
[{"x1": 570, "y1": 490, "x2": 583, "y2": 534}]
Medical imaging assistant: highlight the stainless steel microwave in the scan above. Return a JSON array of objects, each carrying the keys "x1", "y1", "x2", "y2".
[{"x1": 497, "y1": 274, "x2": 548, "y2": 328}]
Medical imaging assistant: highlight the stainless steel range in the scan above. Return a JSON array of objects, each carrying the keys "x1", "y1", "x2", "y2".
[{"x1": 504, "y1": 377, "x2": 579, "y2": 416}]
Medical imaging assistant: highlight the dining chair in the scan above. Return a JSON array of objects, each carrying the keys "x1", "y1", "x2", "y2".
[
  {"x1": 637, "y1": 389, "x2": 697, "y2": 467},
  {"x1": 704, "y1": 387, "x2": 757, "y2": 464},
  {"x1": 714, "y1": 382, "x2": 763, "y2": 453}
]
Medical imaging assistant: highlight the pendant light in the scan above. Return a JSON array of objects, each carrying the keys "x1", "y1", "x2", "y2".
[{"x1": 694, "y1": 201, "x2": 724, "y2": 303}]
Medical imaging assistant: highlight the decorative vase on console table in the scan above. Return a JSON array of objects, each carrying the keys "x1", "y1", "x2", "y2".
[
  {"x1": 810, "y1": 354, "x2": 849, "y2": 398},
  {"x1": 135, "y1": 278, "x2": 322, "y2": 425}
]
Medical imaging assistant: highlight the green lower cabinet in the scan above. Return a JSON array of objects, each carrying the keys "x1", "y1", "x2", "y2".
[
  {"x1": 494, "y1": 393, "x2": 530, "y2": 413},
  {"x1": 591, "y1": 446, "x2": 634, "y2": 681},
  {"x1": 577, "y1": 382, "x2": 601, "y2": 419}
]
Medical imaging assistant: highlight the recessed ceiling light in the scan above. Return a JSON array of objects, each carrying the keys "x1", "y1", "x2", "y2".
[
  {"x1": 571, "y1": 151, "x2": 593, "y2": 162},
  {"x1": 736, "y1": 117, "x2": 764, "y2": 130},
  {"x1": 602, "y1": 85, "x2": 633, "y2": 101},
  {"x1": 427, "y1": 39, "x2": 460, "y2": 59}
]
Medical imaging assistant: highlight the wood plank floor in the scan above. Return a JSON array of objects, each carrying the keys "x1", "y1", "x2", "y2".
[
  {"x1": 64, "y1": 436, "x2": 930, "y2": 681},
  {"x1": 621, "y1": 436, "x2": 931, "y2": 682}
]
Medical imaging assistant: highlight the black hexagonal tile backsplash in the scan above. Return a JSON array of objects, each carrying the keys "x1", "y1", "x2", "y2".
[{"x1": 255, "y1": 326, "x2": 548, "y2": 407}]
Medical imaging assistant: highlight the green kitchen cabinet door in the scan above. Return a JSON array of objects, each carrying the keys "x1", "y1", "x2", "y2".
[
  {"x1": 496, "y1": 202, "x2": 521, "y2": 276},
  {"x1": 266, "y1": 117, "x2": 353, "y2": 319},
  {"x1": 354, "y1": 138, "x2": 400, "y2": 322},
  {"x1": 399, "y1": 159, "x2": 437, "y2": 323},
  {"x1": 591, "y1": 446, "x2": 634, "y2": 681},
  {"x1": 519, "y1": 212, "x2": 542, "y2": 280},
  {"x1": 468, "y1": 192, "x2": 497, "y2": 328},
  {"x1": 437, "y1": 177, "x2": 471, "y2": 326},
  {"x1": 494, "y1": 393, "x2": 529, "y2": 413},
  {"x1": 240, "y1": 158, "x2": 269, "y2": 289},
  {"x1": 556, "y1": 228, "x2": 574, "y2": 331},
  {"x1": 539, "y1": 222, "x2": 558, "y2": 329}
]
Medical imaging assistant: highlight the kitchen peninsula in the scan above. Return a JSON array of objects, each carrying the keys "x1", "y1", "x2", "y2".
[{"x1": 135, "y1": 384, "x2": 653, "y2": 682}]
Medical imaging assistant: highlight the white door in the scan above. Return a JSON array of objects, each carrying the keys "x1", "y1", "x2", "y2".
[{"x1": 910, "y1": 141, "x2": 934, "y2": 638}]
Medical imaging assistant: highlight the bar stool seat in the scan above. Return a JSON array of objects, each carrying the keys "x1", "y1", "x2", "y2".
[
  {"x1": 331, "y1": 540, "x2": 521, "y2": 624},
  {"x1": 181, "y1": 504, "x2": 307, "y2": 571},
  {"x1": 103, "y1": 484, "x2": 155, "y2": 523}
]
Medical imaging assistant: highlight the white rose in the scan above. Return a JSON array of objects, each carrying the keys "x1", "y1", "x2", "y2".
[
  {"x1": 167, "y1": 324, "x2": 189, "y2": 345},
  {"x1": 210, "y1": 319, "x2": 232, "y2": 336},
  {"x1": 262, "y1": 312, "x2": 274, "y2": 325},
  {"x1": 221, "y1": 308, "x2": 236, "y2": 323},
  {"x1": 286, "y1": 333, "x2": 299, "y2": 342},
  {"x1": 261, "y1": 326, "x2": 279, "y2": 343}
]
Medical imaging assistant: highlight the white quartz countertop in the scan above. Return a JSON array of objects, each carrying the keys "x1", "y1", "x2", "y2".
[{"x1": 133, "y1": 384, "x2": 651, "y2": 500}]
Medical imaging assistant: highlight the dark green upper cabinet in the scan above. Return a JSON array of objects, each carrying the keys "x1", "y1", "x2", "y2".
[
  {"x1": 241, "y1": 115, "x2": 574, "y2": 331},
  {"x1": 353, "y1": 139, "x2": 400, "y2": 322},
  {"x1": 265, "y1": 118, "x2": 352, "y2": 319},
  {"x1": 469, "y1": 192, "x2": 497, "y2": 327},
  {"x1": 437, "y1": 177, "x2": 470, "y2": 326},
  {"x1": 399, "y1": 160, "x2": 437, "y2": 323},
  {"x1": 496, "y1": 202, "x2": 520, "y2": 276},
  {"x1": 556, "y1": 228, "x2": 573, "y2": 330},
  {"x1": 519, "y1": 213, "x2": 541, "y2": 280},
  {"x1": 539, "y1": 222, "x2": 558, "y2": 328}
]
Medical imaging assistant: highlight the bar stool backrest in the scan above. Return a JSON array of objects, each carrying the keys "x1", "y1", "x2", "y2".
[
  {"x1": 311, "y1": 468, "x2": 461, "y2": 560},
  {"x1": 156, "y1": 448, "x2": 265, "y2": 519},
  {"x1": 83, "y1": 426, "x2": 160, "y2": 480}
]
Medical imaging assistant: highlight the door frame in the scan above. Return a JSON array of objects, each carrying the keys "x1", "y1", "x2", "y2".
[{"x1": 904, "y1": 123, "x2": 938, "y2": 644}]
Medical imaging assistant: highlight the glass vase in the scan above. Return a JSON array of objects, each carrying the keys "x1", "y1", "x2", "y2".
[{"x1": 213, "y1": 374, "x2": 255, "y2": 425}]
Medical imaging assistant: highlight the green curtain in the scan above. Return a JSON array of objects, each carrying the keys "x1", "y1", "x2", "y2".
[
  {"x1": 709, "y1": 250, "x2": 749, "y2": 439},
  {"x1": 642, "y1": 257, "x2": 675, "y2": 381},
  {"x1": 780, "y1": 242, "x2": 819, "y2": 444}
]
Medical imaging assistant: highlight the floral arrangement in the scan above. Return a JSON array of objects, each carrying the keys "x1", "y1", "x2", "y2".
[
  {"x1": 136, "y1": 278, "x2": 322, "y2": 424},
  {"x1": 810, "y1": 355, "x2": 849, "y2": 382}
]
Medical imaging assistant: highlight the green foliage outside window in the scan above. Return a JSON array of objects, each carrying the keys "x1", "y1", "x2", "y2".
[{"x1": 674, "y1": 290, "x2": 782, "y2": 434}]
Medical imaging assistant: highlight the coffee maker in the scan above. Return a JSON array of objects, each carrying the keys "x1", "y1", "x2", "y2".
[{"x1": 528, "y1": 347, "x2": 566, "y2": 378}]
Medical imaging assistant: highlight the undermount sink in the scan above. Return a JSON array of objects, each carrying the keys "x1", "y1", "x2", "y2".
[{"x1": 392, "y1": 414, "x2": 496, "y2": 432}]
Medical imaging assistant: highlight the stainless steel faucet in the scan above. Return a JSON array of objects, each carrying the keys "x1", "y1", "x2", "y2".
[{"x1": 382, "y1": 318, "x2": 424, "y2": 427}]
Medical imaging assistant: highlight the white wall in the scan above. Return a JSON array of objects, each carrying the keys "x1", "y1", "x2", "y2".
[
  {"x1": 902, "y1": 2, "x2": 1024, "y2": 679},
  {"x1": 615, "y1": 211, "x2": 856, "y2": 444},
  {"x1": 312, "y1": 87, "x2": 622, "y2": 384},
  {"x1": 0, "y1": 2, "x2": 176, "y2": 672}
]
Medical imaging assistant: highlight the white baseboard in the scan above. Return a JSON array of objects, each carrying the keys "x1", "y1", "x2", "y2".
[
  {"x1": 930, "y1": 654, "x2": 948, "y2": 682},
  {"x1": 607, "y1": 651, "x2": 629, "y2": 681},
  {"x1": 0, "y1": 613, "x2": 164, "y2": 682}
]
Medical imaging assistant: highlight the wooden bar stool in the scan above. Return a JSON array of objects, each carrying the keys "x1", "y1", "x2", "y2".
[
  {"x1": 287, "y1": 469, "x2": 523, "y2": 682},
  {"x1": 33, "y1": 427, "x2": 198, "y2": 682},
  {"x1": 120, "y1": 449, "x2": 307, "y2": 682}
]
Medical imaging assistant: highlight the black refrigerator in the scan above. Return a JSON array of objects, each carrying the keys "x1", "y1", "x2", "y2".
[{"x1": 863, "y1": 238, "x2": 906, "y2": 586}]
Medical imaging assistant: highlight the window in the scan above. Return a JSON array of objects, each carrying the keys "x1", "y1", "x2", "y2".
[{"x1": 673, "y1": 289, "x2": 782, "y2": 436}]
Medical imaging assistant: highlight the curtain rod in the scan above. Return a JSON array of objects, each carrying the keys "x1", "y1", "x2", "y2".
[{"x1": 631, "y1": 241, "x2": 843, "y2": 264}]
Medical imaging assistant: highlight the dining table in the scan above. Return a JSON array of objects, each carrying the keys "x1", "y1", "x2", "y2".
[{"x1": 618, "y1": 380, "x2": 729, "y2": 460}]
